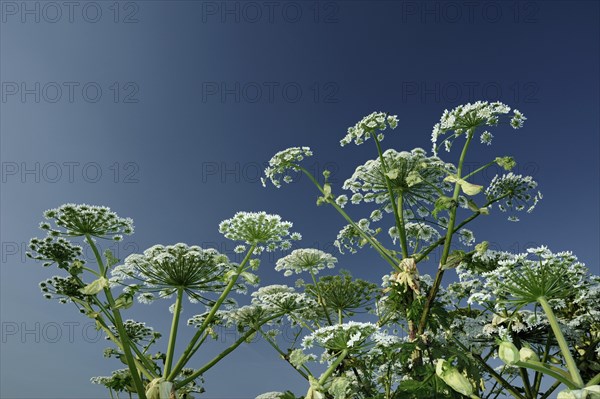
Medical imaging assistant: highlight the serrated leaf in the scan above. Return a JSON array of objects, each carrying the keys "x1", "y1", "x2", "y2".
[
  {"x1": 240, "y1": 271, "x2": 259, "y2": 285},
  {"x1": 114, "y1": 293, "x2": 134, "y2": 310},
  {"x1": 329, "y1": 376, "x2": 351, "y2": 399},
  {"x1": 104, "y1": 249, "x2": 119, "y2": 268},
  {"x1": 432, "y1": 196, "x2": 454, "y2": 219},
  {"x1": 289, "y1": 348, "x2": 311, "y2": 368},
  {"x1": 495, "y1": 156, "x2": 517, "y2": 171},
  {"x1": 79, "y1": 277, "x2": 109, "y2": 295}
]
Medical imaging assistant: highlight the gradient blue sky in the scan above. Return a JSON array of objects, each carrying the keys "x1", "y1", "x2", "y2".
[{"x1": 1, "y1": 1, "x2": 599, "y2": 398}]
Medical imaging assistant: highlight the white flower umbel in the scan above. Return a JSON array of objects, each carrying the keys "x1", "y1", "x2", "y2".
[
  {"x1": 302, "y1": 321, "x2": 379, "y2": 353},
  {"x1": 262, "y1": 147, "x2": 313, "y2": 188},
  {"x1": 27, "y1": 236, "x2": 84, "y2": 269},
  {"x1": 343, "y1": 148, "x2": 450, "y2": 211},
  {"x1": 40, "y1": 203, "x2": 134, "y2": 240},
  {"x1": 219, "y1": 211, "x2": 299, "y2": 250},
  {"x1": 485, "y1": 173, "x2": 542, "y2": 221},
  {"x1": 275, "y1": 249, "x2": 337, "y2": 276},
  {"x1": 255, "y1": 393, "x2": 285, "y2": 399},
  {"x1": 340, "y1": 112, "x2": 398, "y2": 146},
  {"x1": 431, "y1": 101, "x2": 523, "y2": 156},
  {"x1": 119, "y1": 243, "x2": 235, "y2": 305}
]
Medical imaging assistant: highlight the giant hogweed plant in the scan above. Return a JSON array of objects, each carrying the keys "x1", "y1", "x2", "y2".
[
  {"x1": 27, "y1": 103, "x2": 600, "y2": 399},
  {"x1": 254, "y1": 103, "x2": 599, "y2": 398},
  {"x1": 28, "y1": 207, "x2": 303, "y2": 399}
]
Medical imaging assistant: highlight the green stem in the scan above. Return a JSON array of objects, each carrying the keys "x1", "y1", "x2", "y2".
[
  {"x1": 538, "y1": 296, "x2": 584, "y2": 387},
  {"x1": 462, "y1": 160, "x2": 495, "y2": 181},
  {"x1": 515, "y1": 360, "x2": 577, "y2": 390},
  {"x1": 299, "y1": 167, "x2": 400, "y2": 270},
  {"x1": 451, "y1": 336, "x2": 526, "y2": 399},
  {"x1": 310, "y1": 271, "x2": 333, "y2": 326},
  {"x1": 318, "y1": 349, "x2": 349, "y2": 385},
  {"x1": 533, "y1": 333, "x2": 554, "y2": 395},
  {"x1": 587, "y1": 372, "x2": 600, "y2": 387},
  {"x1": 259, "y1": 329, "x2": 311, "y2": 380},
  {"x1": 373, "y1": 134, "x2": 409, "y2": 258},
  {"x1": 175, "y1": 313, "x2": 284, "y2": 389},
  {"x1": 417, "y1": 130, "x2": 474, "y2": 335},
  {"x1": 167, "y1": 244, "x2": 256, "y2": 381},
  {"x1": 163, "y1": 287, "x2": 184, "y2": 377},
  {"x1": 85, "y1": 234, "x2": 147, "y2": 399},
  {"x1": 539, "y1": 381, "x2": 562, "y2": 399}
]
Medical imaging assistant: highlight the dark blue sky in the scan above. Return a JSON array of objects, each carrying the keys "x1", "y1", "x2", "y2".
[{"x1": 1, "y1": 1, "x2": 599, "y2": 398}]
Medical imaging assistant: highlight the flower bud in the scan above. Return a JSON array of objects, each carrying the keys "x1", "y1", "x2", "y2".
[
  {"x1": 435, "y1": 359, "x2": 474, "y2": 396},
  {"x1": 519, "y1": 347, "x2": 540, "y2": 363},
  {"x1": 498, "y1": 341, "x2": 520, "y2": 365}
]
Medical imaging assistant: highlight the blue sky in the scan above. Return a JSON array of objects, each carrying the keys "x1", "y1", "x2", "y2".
[{"x1": 1, "y1": 1, "x2": 599, "y2": 398}]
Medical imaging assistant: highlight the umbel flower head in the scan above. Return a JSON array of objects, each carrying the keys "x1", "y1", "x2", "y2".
[
  {"x1": 485, "y1": 173, "x2": 542, "y2": 222},
  {"x1": 302, "y1": 321, "x2": 379, "y2": 352},
  {"x1": 114, "y1": 243, "x2": 235, "y2": 305},
  {"x1": 262, "y1": 147, "x2": 313, "y2": 188},
  {"x1": 219, "y1": 211, "x2": 300, "y2": 251},
  {"x1": 27, "y1": 236, "x2": 84, "y2": 269},
  {"x1": 275, "y1": 249, "x2": 337, "y2": 276},
  {"x1": 343, "y1": 148, "x2": 451, "y2": 213},
  {"x1": 39, "y1": 275, "x2": 89, "y2": 304},
  {"x1": 340, "y1": 111, "x2": 399, "y2": 146},
  {"x1": 40, "y1": 203, "x2": 134, "y2": 240},
  {"x1": 431, "y1": 101, "x2": 525, "y2": 156},
  {"x1": 251, "y1": 285, "x2": 318, "y2": 316}
]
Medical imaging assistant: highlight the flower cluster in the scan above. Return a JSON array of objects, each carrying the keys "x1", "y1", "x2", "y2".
[
  {"x1": 342, "y1": 148, "x2": 450, "y2": 212},
  {"x1": 485, "y1": 173, "x2": 542, "y2": 221},
  {"x1": 219, "y1": 211, "x2": 300, "y2": 251},
  {"x1": 431, "y1": 101, "x2": 524, "y2": 155},
  {"x1": 275, "y1": 249, "x2": 337, "y2": 276},
  {"x1": 390, "y1": 222, "x2": 440, "y2": 248},
  {"x1": 115, "y1": 244, "x2": 234, "y2": 305},
  {"x1": 251, "y1": 284, "x2": 318, "y2": 317},
  {"x1": 340, "y1": 112, "x2": 399, "y2": 146},
  {"x1": 109, "y1": 319, "x2": 159, "y2": 344},
  {"x1": 262, "y1": 147, "x2": 313, "y2": 188},
  {"x1": 27, "y1": 236, "x2": 84, "y2": 269},
  {"x1": 333, "y1": 220, "x2": 376, "y2": 254},
  {"x1": 40, "y1": 204, "x2": 134, "y2": 240},
  {"x1": 302, "y1": 321, "x2": 379, "y2": 352},
  {"x1": 39, "y1": 275, "x2": 88, "y2": 304}
]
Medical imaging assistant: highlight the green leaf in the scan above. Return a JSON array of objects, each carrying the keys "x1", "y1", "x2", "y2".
[
  {"x1": 289, "y1": 348, "x2": 312, "y2": 368},
  {"x1": 495, "y1": 156, "x2": 517, "y2": 171},
  {"x1": 406, "y1": 170, "x2": 423, "y2": 187},
  {"x1": 385, "y1": 169, "x2": 400, "y2": 180},
  {"x1": 240, "y1": 271, "x2": 260, "y2": 285},
  {"x1": 444, "y1": 175, "x2": 483, "y2": 196},
  {"x1": 79, "y1": 277, "x2": 109, "y2": 295},
  {"x1": 432, "y1": 196, "x2": 455, "y2": 218},
  {"x1": 328, "y1": 376, "x2": 351, "y2": 399},
  {"x1": 104, "y1": 249, "x2": 119, "y2": 268},
  {"x1": 114, "y1": 293, "x2": 134, "y2": 310}
]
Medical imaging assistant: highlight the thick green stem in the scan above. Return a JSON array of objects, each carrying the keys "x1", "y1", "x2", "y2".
[
  {"x1": 85, "y1": 234, "x2": 147, "y2": 398},
  {"x1": 299, "y1": 167, "x2": 400, "y2": 270},
  {"x1": 538, "y1": 296, "x2": 584, "y2": 387},
  {"x1": 373, "y1": 134, "x2": 409, "y2": 258},
  {"x1": 310, "y1": 271, "x2": 333, "y2": 326},
  {"x1": 515, "y1": 360, "x2": 577, "y2": 390},
  {"x1": 163, "y1": 287, "x2": 184, "y2": 377},
  {"x1": 167, "y1": 245, "x2": 256, "y2": 381},
  {"x1": 417, "y1": 130, "x2": 474, "y2": 335},
  {"x1": 452, "y1": 336, "x2": 527, "y2": 399},
  {"x1": 319, "y1": 349, "x2": 349, "y2": 385},
  {"x1": 259, "y1": 329, "x2": 311, "y2": 380}
]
